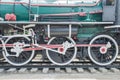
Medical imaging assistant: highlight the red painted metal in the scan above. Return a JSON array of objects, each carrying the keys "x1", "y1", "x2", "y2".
[
  {"x1": 5, "y1": 13, "x2": 16, "y2": 21},
  {"x1": 41, "y1": 10, "x2": 102, "y2": 17},
  {"x1": 5, "y1": 14, "x2": 11, "y2": 21},
  {"x1": 0, "y1": 43, "x2": 106, "y2": 51}
]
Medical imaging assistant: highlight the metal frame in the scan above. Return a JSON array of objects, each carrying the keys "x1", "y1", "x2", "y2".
[{"x1": 0, "y1": 21, "x2": 114, "y2": 24}]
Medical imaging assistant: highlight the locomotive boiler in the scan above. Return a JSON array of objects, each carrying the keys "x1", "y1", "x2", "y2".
[{"x1": 0, "y1": 0, "x2": 119, "y2": 67}]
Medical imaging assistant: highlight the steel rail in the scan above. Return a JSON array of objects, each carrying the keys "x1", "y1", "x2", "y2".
[{"x1": 0, "y1": 61, "x2": 120, "y2": 69}]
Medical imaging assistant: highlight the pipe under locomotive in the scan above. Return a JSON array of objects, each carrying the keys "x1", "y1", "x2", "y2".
[{"x1": 0, "y1": 0, "x2": 119, "y2": 67}]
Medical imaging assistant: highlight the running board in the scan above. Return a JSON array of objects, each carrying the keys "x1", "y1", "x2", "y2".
[
  {"x1": 0, "y1": 21, "x2": 114, "y2": 25},
  {"x1": 105, "y1": 25, "x2": 120, "y2": 29}
]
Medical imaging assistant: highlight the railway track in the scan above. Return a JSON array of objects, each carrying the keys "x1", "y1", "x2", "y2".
[
  {"x1": 0, "y1": 60, "x2": 119, "y2": 73},
  {"x1": 0, "y1": 53, "x2": 120, "y2": 73},
  {"x1": 0, "y1": 68, "x2": 120, "y2": 80}
]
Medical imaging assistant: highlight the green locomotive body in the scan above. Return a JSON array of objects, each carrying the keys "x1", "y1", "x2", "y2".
[
  {"x1": 0, "y1": 0, "x2": 102, "y2": 21},
  {"x1": 0, "y1": 0, "x2": 119, "y2": 67},
  {"x1": 0, "y1": 0, "x2": 104, "y2": 38}
]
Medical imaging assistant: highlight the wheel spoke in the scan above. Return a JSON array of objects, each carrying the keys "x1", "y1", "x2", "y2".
[
  {"x1": 21, "y1": 52, "x2": 29, "y2": 60},
  {"x1": 3, "y1": 37, "x2": 34, "y2": 66},
  {"x1": 88, "y1": 35, "x2": 118, "y2": 66},
  {"x1": 105, "y1": 54, "x2": 111, "y2": 62},
  {"x1": 100, "y1": 55, "x2": 104, "y2": 62},
  {"x1": 46, "y1": 37, "x2": 77, "y2": 65}
]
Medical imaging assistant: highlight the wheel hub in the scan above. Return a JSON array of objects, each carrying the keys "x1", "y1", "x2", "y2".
[
  {"x1": 100, "y1": 47, "x2": 107, "y2": 54},
  {"x1": 100, "y1": 42, "x2": 112, "y2": 54},
  {"x1": 57, "y1": 41, "x2": 74, "y2": 55},
  {"x1": 58, "y1": 47, "x2": 64, "y2": 53},
  {"x1": 10, "y1": 42, "x2": 24, "y2": 57}
]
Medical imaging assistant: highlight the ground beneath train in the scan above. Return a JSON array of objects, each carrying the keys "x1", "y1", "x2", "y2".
[{"x1": 0, "y1": 68, "x2": 120, "y2": 80}]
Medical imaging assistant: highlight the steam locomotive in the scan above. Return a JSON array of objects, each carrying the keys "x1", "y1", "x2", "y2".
[{"x1": 0, "y1": 0, "x2": 119, "y2": 67}]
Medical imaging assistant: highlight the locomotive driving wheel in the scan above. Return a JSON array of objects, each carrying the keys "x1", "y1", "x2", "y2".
[
  {"x1": 3, "y1": 36, "x2": 35, "y2": 66},
  {"x1": 88, "y1": 35, "x2": 118, "y2": 66},
  {"x1": 46, "y1": 37, "x2": 77, "y2": 66}
]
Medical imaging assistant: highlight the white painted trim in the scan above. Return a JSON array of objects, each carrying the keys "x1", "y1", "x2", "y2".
[
  {"x1": 105, "y1": 25, "x2": 120, "y2": 29},
  {"x1": 47, "y1": 24, "x2": 51, "y2": 38},
  {"x1": 69, "y1": 24, "x2": 72, "y2": 38}
]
